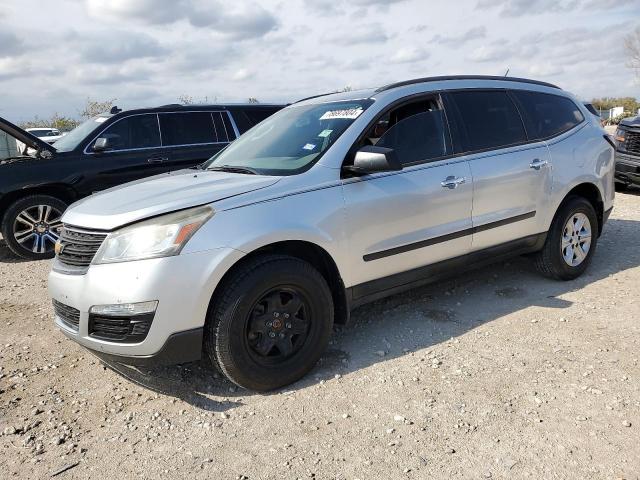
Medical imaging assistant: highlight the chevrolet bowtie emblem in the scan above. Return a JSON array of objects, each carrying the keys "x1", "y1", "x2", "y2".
[{"x1": 54, "y1": 241, "x2": 64, "y2": 256}]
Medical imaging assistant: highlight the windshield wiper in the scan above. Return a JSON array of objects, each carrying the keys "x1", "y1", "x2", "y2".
[{"x1": 208, "y1": 165, "x2": 258, "y2": 175}]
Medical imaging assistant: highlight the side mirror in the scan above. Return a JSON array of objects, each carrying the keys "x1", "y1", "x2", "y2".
[
  {"x1": 344, "y1": 145, "x2": 402, "y2": 175},
  {"x1": 92, "y1": 137, "x2": 112, "y2": 152}
]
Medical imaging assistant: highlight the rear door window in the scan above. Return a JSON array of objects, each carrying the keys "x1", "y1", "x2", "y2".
[
  {"x1": 212, "y1": 112, "x2": 230, "y2": 143},
  {"x1": 448, "y1": 90, "x2": 527, "y2": 152},
  {"x1": 511, "y1": 91, "x2": 585, "y2": 140},
  {"x1": 97, "y1": 114, "x2": 161, "y2": 151},
  {"x1": 159, "y1": 112, "x2": 216, "y2": 146}
]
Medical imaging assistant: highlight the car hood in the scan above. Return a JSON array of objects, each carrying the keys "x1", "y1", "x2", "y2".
[
  {"x1": 63, "y1": 169, "x2": 281, "y2": 230},
  {"x1": 620, "y1": 116, "x2": 640, "y2": 128},
  {"x1": 0, "y1": 116, "x2": 57, "y2": 157}
]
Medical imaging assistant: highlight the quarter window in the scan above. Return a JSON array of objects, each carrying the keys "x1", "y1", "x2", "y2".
[
  {"x1": 159, "y1": 112, "x2": 216, "y2": 146},
  {"x1": 97, "y1": 114, "x2": 161, "y2": 151},
  {"x1": 449, "y1": 90, "x2": 527, "y2": 152},
  {"x1": 511, "y1": 90, "x2": 584, "y2": 140}
]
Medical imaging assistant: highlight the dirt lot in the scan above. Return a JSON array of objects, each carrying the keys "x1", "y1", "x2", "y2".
[{"x1": 1, "y1": 192, "x2": 639, "y2": 480}]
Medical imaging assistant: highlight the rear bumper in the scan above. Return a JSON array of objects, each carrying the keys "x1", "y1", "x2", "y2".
[{"x1": 615, "y1": 152, "x2": 640, "y2": 185}]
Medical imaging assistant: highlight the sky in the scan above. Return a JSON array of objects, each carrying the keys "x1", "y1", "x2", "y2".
[{"x1": 0, "y1": 0, "x2": 639, "y2": 122}]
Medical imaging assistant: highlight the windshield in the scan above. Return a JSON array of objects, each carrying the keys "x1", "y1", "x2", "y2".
[
  {"x1": 52, "y1": 115, "x2": 111, "y2": 152},
  {"x1": 29, "y1": 129, "x2": 55, "y2": 137},
  {"x1": 203, "y1": 99, "x2": 373, "y2": 175}
]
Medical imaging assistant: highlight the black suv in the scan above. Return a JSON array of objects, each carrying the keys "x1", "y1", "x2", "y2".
[
  {"x1": 0, "y1": 104, "x2": 284, "y2": 259},
  {"x1": 614, "y1": 116, "x2": 640, "y2": 189}
]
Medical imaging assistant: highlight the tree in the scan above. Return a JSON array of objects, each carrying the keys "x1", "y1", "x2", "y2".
[
  {"x1": 19, "y1": 113, "x2": 79, "y2": 132},
  {"x1": 247, "y1": 97, "x2": 259, "y2": 103},
  {"x1": 177, "y1": 94, "x2": 194, "y2": 105},
  {"x1": 79, "y1": 98, "x2": 117, "y2": 119},
  {"x1": 625, "y1": 26, "x2": 640, "y2": 80},
  {"x1": 591, "y1": 97, "x2": 640, "y2": 116}
]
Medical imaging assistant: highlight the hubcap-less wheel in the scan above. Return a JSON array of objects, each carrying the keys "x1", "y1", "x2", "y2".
[
  {"x1": 561, "y1": 212, "x2": 592, "y2": 267},
  {"x1": 13, "y1": 204, "x2": 63, "y2": 254},
  {"x1": 246, "y1": 288, "x2": 311, "y2": 364}
]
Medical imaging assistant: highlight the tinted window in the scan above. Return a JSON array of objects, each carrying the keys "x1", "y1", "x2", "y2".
[
  {"x1": 212, "y1": 112, "x2": 230, "y2": 143},
  {"x1": 221, "y1": 113, "x2": 237, "y2": 140},
  {"x1": 98, "y1": 114, "x2": 160, "y2": 150},
  {"x1": 244, "y1": 109, "x2": 277, "y2": 125},
  {"x1": 159, "y1": 112, "x2": 216, "y2": 146},
  {"x1": 512, "y1": 91, "x2": 585, "y2": 140},
  {"x1": 450, "y1": 91, "x2": 526, "y2": 152},
  {"x1": 376, "y1": 109, "x2": 451, "y2": 165}
]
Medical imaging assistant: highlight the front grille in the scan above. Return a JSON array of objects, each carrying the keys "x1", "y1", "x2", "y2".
[
  {"x1": 53, "y1": 300, "x2": 80, "y2": 331},
  {"x1": 88, "y1": 313, "x2": 154, "y2": 343},
  {"x1": 625, "y1": 131, "x2": 640, "y2": 155},
  {"x1": 57, "y1": 226, "x2": 108, "y2": 268}
]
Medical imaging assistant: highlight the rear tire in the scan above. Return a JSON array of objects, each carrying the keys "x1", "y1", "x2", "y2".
[
  {"x1": 1, "y1": 195, "x2": 67, "y2": 260},
  {"x1": 533, "y1": 196, "x2": 598, "y2": 280},
  {"x1": 205, "y1": 255, "x2": 334, "y2": 391}
]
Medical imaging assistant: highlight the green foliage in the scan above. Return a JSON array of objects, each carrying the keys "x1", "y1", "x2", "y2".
[
  {"x1": 79, "y1": 98, "x2": 117, "y2": 119},
  {"x1": 591, "y1": 97, "x2": 639, "y2": 116},
  {"x1": 19, "y1": 113, "x2": 79, "y2": 132}
]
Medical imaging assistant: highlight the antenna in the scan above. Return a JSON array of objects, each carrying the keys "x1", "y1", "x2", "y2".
[{"x1": 504, "y1": 68, "x2": 510, "y2": 77}]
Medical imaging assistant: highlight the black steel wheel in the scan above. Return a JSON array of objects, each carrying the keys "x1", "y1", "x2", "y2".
[{"x1": 205, "y1": 255, "x2": 333, "y2": 391}]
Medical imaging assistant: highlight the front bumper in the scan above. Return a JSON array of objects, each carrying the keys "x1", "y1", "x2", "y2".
[
  {"x1": 48, "y1": 247, "x2": 244, "y2": 365},
  {"x1": 615, "y1": 152, "x2": 640, "y2": 185}
]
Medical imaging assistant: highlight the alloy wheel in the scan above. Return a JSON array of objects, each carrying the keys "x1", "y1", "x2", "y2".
[
  {"x1": 13, "y1": 204, "x2": 63, "y2": 254},
  {"x1": 561, "y1": 212, "x2": 592, "y2": 267}
]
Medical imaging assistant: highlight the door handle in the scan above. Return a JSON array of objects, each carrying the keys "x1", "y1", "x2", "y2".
[
  {"x1": 529, "y1": 158, "x2": 548, "y2": 170},
  {"x1": 147, "y1": 156, "x2": 168, "y2": 163},
  {"x1": 441, "y1": 176, "x2": 466, "y2": 189}
]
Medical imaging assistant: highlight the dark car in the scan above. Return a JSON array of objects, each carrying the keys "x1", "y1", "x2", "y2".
[
  {"x1": 0, "y1": 103, "x2": 284, "y2": 259},
  {"x1": 613, "y1": 115, "x2": 640, "y2": 189}
]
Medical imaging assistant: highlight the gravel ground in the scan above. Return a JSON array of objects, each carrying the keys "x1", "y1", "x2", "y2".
[{"x1": 1, "y1": 191, "x2": 639, "y2": 479}]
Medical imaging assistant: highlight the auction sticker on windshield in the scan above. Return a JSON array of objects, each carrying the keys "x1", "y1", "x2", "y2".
[{"x1": 319, "y1": 108, "x2": 363, "y2": 120}]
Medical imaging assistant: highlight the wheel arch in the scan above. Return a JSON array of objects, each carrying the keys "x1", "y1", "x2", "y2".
[
  {"x1": 207, "y1": 240, "x2": 350, "y2": 327},
  {"x1": 0, "y1": 184, "x2": 78, "y2": 226},
  {"x1": 559, "y1": 182, "x2": 605, "y2": 236}
]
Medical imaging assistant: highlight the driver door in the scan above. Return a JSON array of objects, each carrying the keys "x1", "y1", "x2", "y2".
[{"x1": 341, "y1": 95, "x2": 474, "y2": 296}]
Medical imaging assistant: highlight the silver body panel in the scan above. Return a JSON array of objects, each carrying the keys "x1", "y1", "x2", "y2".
[{"x1": 48, "y1": 78, "x2": 615, "y2": 361}]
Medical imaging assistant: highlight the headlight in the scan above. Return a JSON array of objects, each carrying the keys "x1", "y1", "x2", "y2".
[
  {"x1": 92, "y1": 205, "x2": 214, "y2": 264},
  {"x1": 614, "y1": 128, "x2": 626, "y2": 143}
]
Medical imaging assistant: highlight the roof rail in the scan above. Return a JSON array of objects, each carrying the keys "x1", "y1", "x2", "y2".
[
  {"x1": 293, "y1": 91, "x2": 341, "y2": 104},
  {"x1": 375, "y1": 75, "x2": 561, "y2": 93}
]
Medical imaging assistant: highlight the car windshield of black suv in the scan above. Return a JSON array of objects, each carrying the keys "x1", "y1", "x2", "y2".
[
  {"x1": 52, "y1": 115, "x2": 111, "y2": 152},
  {"x1": 204, "y1": 100, "x2": 373, "y2": 175}
]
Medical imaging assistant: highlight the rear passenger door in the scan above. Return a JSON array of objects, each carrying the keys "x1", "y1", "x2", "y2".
[
  {"x1": 158, "y1": 111, "x2": 237, "y2": 170},
  {"x1": 444, "y1": 90, "x2": 553, "y2": 251}
]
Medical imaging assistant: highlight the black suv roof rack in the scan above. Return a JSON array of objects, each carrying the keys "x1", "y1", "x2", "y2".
[{"x1": 375, "y1": 75, "x2": 561, "y2": 93}]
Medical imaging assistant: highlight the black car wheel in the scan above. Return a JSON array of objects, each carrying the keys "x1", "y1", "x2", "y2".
[
  {"x1": 1, "y1": 195, "x2": 67, "y2": 260},
  {"x1": 533, "y1": 195, "x2": 598, "y2": 280},
  {"x1": 205, "y1": 255, "x2": 334, "y2": 391}
]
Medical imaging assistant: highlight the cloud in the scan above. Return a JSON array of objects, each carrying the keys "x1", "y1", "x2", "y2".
[
  {"x1": 390, "y1": 47, "x2": 430, "y2": 64},
  {"x1": 0, "y1": 57, "x2": 32, "y2": 80},
  {"x1": 325, "y1": 23, "x2": 390, "y2": 45},
  {"x1": 78, "y1": 31, "x2": 167, "y2": 64},
  {"x1": 476, "y1": 0, "x2": 639, "y2": 16},
  {"x1": 0, "y1": 30, "x2": 26, "y2": 57},
  {"x1": 232, "y1": 68, "x2": 254, "y2": 81},
  {"x1": 432, "y1": 26, "x2": 486, "y2": 46},
  {"x1": 86, "y1": 0, "x2": 278, "y2": 39}
]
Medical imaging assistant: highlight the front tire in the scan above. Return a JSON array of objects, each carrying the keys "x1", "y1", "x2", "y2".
[
  {"x1": 205, "y1": 255, "x2": 334, "y2": 391},
  {"x1": 533, "y1": 196, "x2": 598, "y2": 280},
  {"x1": 1, "y1": 195, "x2": 67, "y2": 260}
]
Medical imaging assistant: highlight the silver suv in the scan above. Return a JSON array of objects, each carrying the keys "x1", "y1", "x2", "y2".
[{"x1": 48, "y1": 76, "x2": 615, "y2": 391}]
